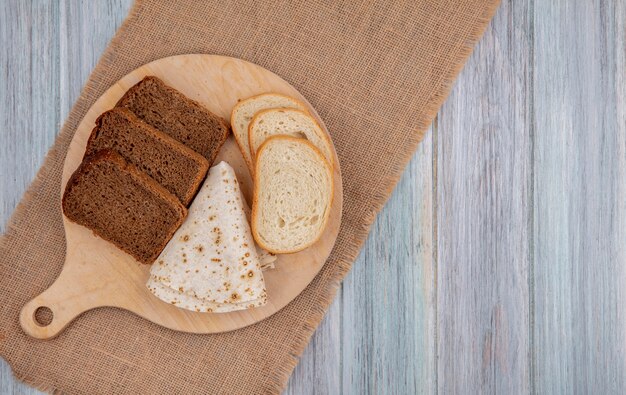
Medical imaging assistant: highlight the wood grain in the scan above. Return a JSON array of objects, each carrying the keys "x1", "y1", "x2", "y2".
[
  {"x1": 436, "y1": 1, "x2": 531, "y2": 393},
  {"x1": 3, "y1": 0, "x2": 626, "y2": 393},
  {"x1": 286, "y1": 130, "x2": 435, "y2": 395},
  {"x1": 344, "y1": 131, "x2": 435, "y2": 394},
  {"x1": 17, "y1": 55, "x2": 343, "y2": 339},
  {"x1": 0, "y1": 0, "x2": 60, "y2": 237},
  {"x1": 0, "y1": 1, "x2": 132, "y2": 393},
  {"x1": 532, "y1": 1, "x2": 626, "y2": 393}
]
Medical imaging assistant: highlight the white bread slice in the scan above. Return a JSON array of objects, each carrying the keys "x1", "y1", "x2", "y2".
[
  {"x1": 231, "y1": 93, "x2": 307, "y2": 175},
  {"x1": 252, "y1": 136, "x2": 333, "y2": 254},
  {"x1": 248, "y1": 108, "x2": 334, "y2": 168}
]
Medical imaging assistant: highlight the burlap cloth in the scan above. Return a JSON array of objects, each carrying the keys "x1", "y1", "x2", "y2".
[{"x1": 0, "y1": 1, "x2": 499, "y2": 393}]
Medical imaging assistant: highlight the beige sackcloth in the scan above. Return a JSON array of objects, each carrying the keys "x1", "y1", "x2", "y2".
[{"x1": 0, "y1": 1, "x2": 499, "y2": 393}]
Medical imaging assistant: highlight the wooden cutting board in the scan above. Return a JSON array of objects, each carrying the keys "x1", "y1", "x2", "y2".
[{"x1": 19, "y1": 54, "x2": 342, "y2": 339}]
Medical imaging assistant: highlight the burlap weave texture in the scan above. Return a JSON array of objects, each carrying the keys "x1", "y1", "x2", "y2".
[{"x1": 0, "y1": 1, "x2": 499, "y2": 393}]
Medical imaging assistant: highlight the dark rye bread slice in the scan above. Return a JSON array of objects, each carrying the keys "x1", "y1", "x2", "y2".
[
  {"x1": 85, "y1": 108, "x2": 209, "y2": 206},
  {"x1": 62, "y1": 150, "x2": 187, "y2": 265},
  {"x1": 116, "y1": 76, "x2": 230, "y2": 163}
]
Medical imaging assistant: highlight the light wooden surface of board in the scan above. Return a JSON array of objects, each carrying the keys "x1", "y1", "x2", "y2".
[
  {"x1": 19, "y1": 53, "x2": 342, "y2": 339},
  {"x1": 1, "y1": 0, "x2": 625, "y2": 393}
]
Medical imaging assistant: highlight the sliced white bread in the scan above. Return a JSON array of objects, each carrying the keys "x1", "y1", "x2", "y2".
[
  {"x1": 230, "y1": 93, "x2": 307, "y2": 175},
  {"x1": 252, "y1": 136, "x2": 333, "y2": 254},
  {"x1": 248, "y1": 108, "x2": 334, "y2": 168}
]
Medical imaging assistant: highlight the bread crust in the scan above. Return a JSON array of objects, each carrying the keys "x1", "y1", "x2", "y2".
[
  {"x1": 247, "y1": 108, "x2": 334, "y2": 169},
  {"x1": 62, "y1": 149, "x2": 187, "y2": 264},
  {"x1": 85, "y1": 108, "x2": 209, "y2": 206},
  {"x1": 251, "y1": 135, "x2": 334, "y2": 254},
  {"x1": 116, "y1": 76, "x2": 230, "y2": 164},
  {"x1": 230, "y1": 93, "x2": 309, "y2": 176}
]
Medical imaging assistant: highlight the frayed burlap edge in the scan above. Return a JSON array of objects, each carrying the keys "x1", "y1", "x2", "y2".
[
  {"x1": 1, "y1": 0, "x2": 501, "y2": 393},
  {"x1": 261, "y1": 1, "x2": 502, "y2": 392},
  {"x1": 0, "y1": 2, "x2": 146, "y2": 394}
]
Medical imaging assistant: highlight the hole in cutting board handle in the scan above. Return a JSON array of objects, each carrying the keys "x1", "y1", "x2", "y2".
[{"x1": 33, "y1": 306, "x2": 54, "y2": 327}]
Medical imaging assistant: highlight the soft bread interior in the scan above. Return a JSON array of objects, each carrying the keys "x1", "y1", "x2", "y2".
[
  {"x1": 252, "y1": 136, "x2": 333, "y2": 253},
  {"x1": 249, "y1": 108, "x2": 333, "y2": 167},
  {"x1": 231, "y1": 94, "x2": 307, "y2": 174}
]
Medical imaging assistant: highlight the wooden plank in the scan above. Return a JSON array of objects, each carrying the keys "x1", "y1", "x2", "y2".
[
  {"x1": 288, "y1": 130, "x2": 434, "y2": 395},
  {"x1": 0, "y1": 1, "x2": 60, "y2": 393},
  {"x1": 340, "y1": 130, "x2": 435, "y2": 394},
  {"x1": 2, "y1": 1, "x2": 434, "y2": 393},
  {"x1": 0, "y1": 0, "x2": 132, "y2": 393},
  {"x1": 59, "y1": 0, "x2": 133, "y2": 119},
  {"x1": 285, "y1": 297, "x2": 342, "y2": 395},
  {"x1": 0, "y1": 0, "x2": 60, "y2": 235},
  {"x1": 436, "y1": 1, "x2": 532, "y2": 393},
  {"x1": 532, "y1": 0, "x2": 626, "y2": 393}
]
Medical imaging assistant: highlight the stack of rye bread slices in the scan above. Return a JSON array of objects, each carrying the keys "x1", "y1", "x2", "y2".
[{"x1": 62, "y1": 76, "x2": 229, "y2": 264}]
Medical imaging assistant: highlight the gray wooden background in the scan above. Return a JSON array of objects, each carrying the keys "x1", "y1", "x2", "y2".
[{"x1": 1, "y1": 0, "x2": 625, "y2": 394}]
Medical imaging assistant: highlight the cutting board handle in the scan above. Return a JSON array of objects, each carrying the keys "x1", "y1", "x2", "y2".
[
  {"x1": 19, "y1": 276, "x2": 91, "y2": 339},
  {"x1": 19, "y1": 249, "x2": 122, "y2": 339},
  {"x1": 19, "y1": 55, "x2": 342, "y2": 338}
]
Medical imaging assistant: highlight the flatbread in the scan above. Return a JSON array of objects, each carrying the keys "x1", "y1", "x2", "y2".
[
  {"x1": 147, "y1": 161, "x2": 267, "y2": 313},
  {"x1": 242, "y1": 194, "x2": 276, "y2": 270},
  {"x1": 256, "y1": 241, "x2": 276, "y2": 270}
]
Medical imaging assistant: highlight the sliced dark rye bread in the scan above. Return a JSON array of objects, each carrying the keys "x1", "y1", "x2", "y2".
[
  {"x1": 85, "y1": 108, "x2": 209, "y2": 206},
  {"x1": 62, "y1": 150, "x2": 187, "y2": 265},
  {"x1": 116, "y1": 76, "x2": 230, "y2": 163}
]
